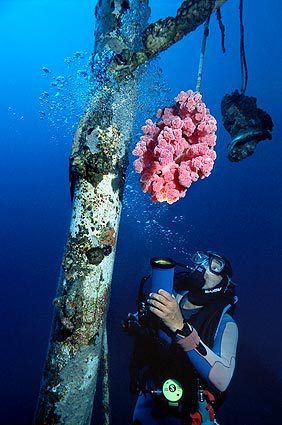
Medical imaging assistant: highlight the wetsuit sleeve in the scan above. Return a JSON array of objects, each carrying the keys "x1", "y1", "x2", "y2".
[{"x1": 176, "y1": 314, "x2": 238, "y2": 392}]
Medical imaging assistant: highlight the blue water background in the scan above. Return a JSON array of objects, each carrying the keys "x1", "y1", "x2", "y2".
[{"x1": 0, "y1": 0, "x2": 281, "y2": 424}]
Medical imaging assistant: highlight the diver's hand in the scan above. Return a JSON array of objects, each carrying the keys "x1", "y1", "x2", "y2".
[{"x1": 147, "y1": 289, "x2": 184, "y2": 333}]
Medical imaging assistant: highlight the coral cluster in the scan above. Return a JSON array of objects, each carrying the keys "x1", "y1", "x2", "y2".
[{"x1": 133, "y1": 90, "x2": 217, "y2": 204}]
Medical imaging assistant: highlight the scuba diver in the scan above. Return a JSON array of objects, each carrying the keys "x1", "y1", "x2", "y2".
[{"x1": 122, "y1": 251, "x2": 238, "y2": 425}]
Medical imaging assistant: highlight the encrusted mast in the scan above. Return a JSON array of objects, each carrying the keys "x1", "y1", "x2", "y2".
[{"x1": 34, "y1": 1, "x2": 228, "y2": 424}]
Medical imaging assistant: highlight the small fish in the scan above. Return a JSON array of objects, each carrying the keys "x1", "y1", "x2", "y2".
[{"x1": 42, "y1": 67, "x2": 50, "y2": 73}]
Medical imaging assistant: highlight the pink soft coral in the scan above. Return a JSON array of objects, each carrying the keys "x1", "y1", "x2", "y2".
[{"x1": 132, "y1": 90, "x2": 217, "y2": 204}]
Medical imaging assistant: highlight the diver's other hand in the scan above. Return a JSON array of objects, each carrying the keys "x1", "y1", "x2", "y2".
[
  {"x1": 121, "y1": 313, "x2": 142, "y2": 336},
  {"x1": 147, "y1": 289, "x2": 184, "y2": 333}
]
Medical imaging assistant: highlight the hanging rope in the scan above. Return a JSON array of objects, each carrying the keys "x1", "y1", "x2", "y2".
[
  {"x1": 239, "y1": 0, "x2": 248, "y2": 93},
  {"x1": 196, "y1": 15, "x2": 211, "y2": 93},
  {"x1": 216, "y1": 8, "x2": 226, "y2": 53}
]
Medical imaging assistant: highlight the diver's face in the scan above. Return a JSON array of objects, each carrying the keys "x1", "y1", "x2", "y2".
[{"x1": 202, "y1": 260, "x2": 223, "y2": 289}]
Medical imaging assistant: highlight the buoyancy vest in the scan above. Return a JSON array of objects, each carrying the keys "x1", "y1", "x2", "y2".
[{"x1": 129, "y1": 283, "x2": 236, "y2": 412}]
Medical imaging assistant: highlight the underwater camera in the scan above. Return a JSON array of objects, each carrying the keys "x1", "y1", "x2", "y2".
[{"x1": 137, "y1": 257, "x2": 176, "y2": 330}]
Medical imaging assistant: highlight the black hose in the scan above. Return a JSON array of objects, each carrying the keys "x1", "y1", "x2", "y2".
[{"x1": 239, "y1": 0, "x2": 248, "y2": 93}]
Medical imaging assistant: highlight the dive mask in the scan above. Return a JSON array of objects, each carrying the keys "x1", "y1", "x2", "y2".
[{"x1": 192, "y1": 251, "x2": 226, "y2": 276}]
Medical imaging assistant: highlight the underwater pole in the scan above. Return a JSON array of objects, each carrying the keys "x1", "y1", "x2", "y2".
[{"x1": 33, "y1": 1, "x2": 149, "y2": 424}]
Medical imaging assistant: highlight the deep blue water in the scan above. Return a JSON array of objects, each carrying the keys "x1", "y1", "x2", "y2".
[{"x1": 1, "y1": 1, "x2": 281, "y2": 424}]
